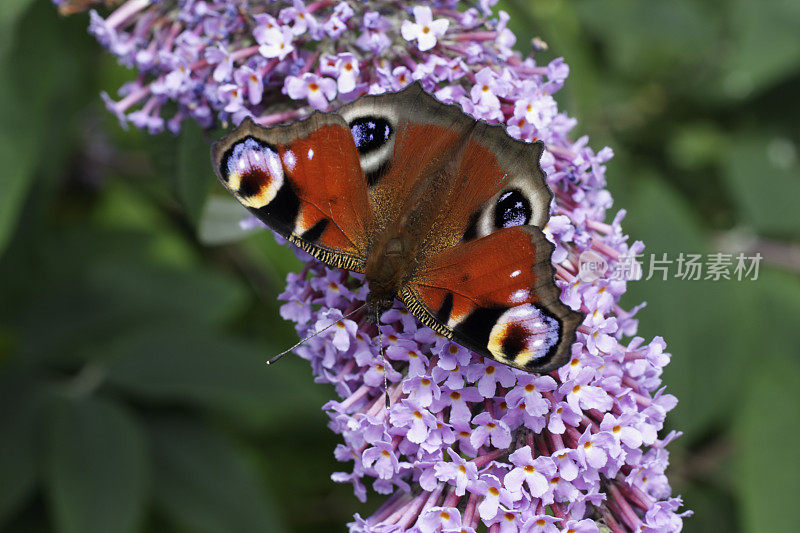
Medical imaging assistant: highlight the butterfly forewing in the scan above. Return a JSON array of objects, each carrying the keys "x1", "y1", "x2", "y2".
[{"x1": 211, "y1": 113, "x2": 372, "y2": 271}]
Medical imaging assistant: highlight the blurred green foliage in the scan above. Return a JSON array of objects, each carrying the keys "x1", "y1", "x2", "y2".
[
  {"x1": 0, "y1": 1, "x2": 798, "y2": 531},
  {"x1": 502, "y1": 1, "x2": 800, "y2": 531}
]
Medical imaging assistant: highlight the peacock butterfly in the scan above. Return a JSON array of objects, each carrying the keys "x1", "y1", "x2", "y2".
[{"x1": 210, "y1": 82, "x2": 583, "y2": 373}]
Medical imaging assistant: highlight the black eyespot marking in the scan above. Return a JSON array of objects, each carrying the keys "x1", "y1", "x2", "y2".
[
  {"x1": 501, "y1": 322, "x2": 528, "y2": 360},
  {"x1": 494, "y1": 189, "x2": 531, "y2": 229},
  {"x1": 237, "y1": 169, "x2": 265, "y2": 198},
  {"x1": 350, "y1": 116, "x2": 393, "y2": 154}
]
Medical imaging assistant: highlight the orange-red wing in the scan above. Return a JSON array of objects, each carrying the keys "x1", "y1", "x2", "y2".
[
  {"x1": 401, "y1": 226, "x2": 583, "y2": 373},
  {"x1": 369, "y1": 121, "x2": 554, "y2": 258},
  {"x1": 212, "y1": 115, "x2": 372, "y2": 272},
  {"x1": 366, "y1": 121, "x2": 463, "y2": 235}
]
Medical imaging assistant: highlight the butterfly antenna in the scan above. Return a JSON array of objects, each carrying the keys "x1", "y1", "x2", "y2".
[
  {"x1": 266, "y1": 303, "x2": 366, "y2": 366},
  {"x1": 375, "y1": 311, "x2": 390, "y2": 411}
]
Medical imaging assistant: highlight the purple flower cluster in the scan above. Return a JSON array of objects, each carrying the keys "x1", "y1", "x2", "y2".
[
  {"x1": 78, "y1": 0, "x2": 557, "y2": 135},
  {"x1": 68, "y1": 0, "x2": 691, "y2": 530},
  {"x1": 282, "y1": 254, "x2": 686, "y2": 532}
]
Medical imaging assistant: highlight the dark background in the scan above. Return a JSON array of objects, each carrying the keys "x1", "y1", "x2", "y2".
[{"x1": 1, "y1": 0, "x2": 798, "y2": 531}]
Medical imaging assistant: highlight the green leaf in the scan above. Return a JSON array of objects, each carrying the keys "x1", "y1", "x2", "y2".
[
  {"x1": 0, "y1": 145, "x2": 34, "y2": 254},
  {"x1": 148, "y1": 416, "x2": 284, "y2": 533},
  {"x1": 735, "y1": 359, "x2": 800, "y2": 532},
  {"x1": 197, "y1": 196, "x2": 302, "y2": 288},
  {"x1": 753, "y1": 269, "x2": 800, "y2": 360},
  {"x1": 87, "y1": 258, "x2": 247, "y2": 326},
  {"x1": 575, "y1": 0, "x2": 713, "y2": 78},
  {"x1": 104, "y1": 328, "x2": 322, "y2": 420},
  {"x1": 722, "y1": 0, "x2": 800, "y2": 98},
  {"x1": 0, "y1": 14, "x2": 41, "y2": 256},
  {"x1": 679, "y1": 481, "x2": 740, "y2": 533},
  {"x1": 667, "y1": 123, "x2": 727, "y2": 171},
  {"x1": 722, "y1": 134, "x2": 800, "y2": 236},
  {"x1": 0, "y1": 376, "x2": 40, "y2": 526},
  {"x1": 0, "y1": 0, "x2": 36, "y2": 60},
  {"x1": 732, "y1": 269, "x2": 800, "y2": 531},
  {"x1": 198, "y1": 196, "x2": 254, "y2": 245},
  {"x1": 0, "y1": 0, "x2": 95, "y2": 256},
  {"x1": 16, "y1": 254, "x2": 246, "y2": 366},
  {"x1": 177, "y1": 121, "x2": 215, "y2": 226},
  {"x1": 44, "y1": 397, "x2": 148, "y2": 533}
]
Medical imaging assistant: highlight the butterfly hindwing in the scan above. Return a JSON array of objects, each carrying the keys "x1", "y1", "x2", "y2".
[
  {"x1": 211, "y1": 114, "x2": 372, "y2": 271},
  {"x1": 402, "y1": 225, "x2": 582, "y2": 373}
]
